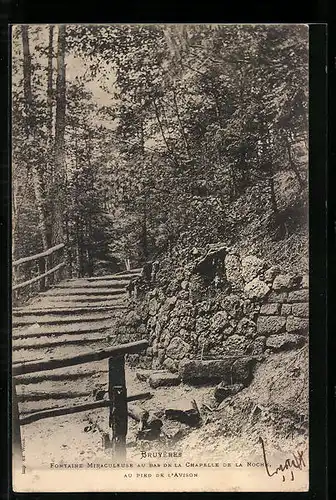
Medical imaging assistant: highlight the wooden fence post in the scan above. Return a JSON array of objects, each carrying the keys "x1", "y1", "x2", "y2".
[
  {"x1": 12, "y1": 382, "x2": 23, "y2": 473},
  {"x1": 38, "y1": 257, "x2": 46, "y2": 291},
  {"x1": 108, "y1": 355, "x2": 127, "y2": 461}
]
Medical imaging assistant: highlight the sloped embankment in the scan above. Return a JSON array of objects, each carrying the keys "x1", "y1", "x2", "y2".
[{"x1": 179, "y1": 345, "x2": 308, "y2": 460}]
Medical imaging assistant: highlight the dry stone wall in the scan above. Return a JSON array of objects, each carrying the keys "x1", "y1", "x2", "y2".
[{"x1": 117, "y1": 250, "x2": 309, "y2": 374}]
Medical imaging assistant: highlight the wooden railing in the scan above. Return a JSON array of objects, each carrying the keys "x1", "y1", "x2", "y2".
[
  {"x1": 12, "y1": 243, "x2": 66, "y2": 302},
  {"x1": 12, "y1": 340, "x2": 148, "y2": 471}
]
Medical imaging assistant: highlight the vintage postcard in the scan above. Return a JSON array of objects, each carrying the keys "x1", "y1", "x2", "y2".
[{"x1": 12, "y1": 23, "x2": 309, "y2": 492}]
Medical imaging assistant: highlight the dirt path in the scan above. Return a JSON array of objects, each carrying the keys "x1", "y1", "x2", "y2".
[{"x1": 21, "y1": 349, "x2": 309, "y2": 471}]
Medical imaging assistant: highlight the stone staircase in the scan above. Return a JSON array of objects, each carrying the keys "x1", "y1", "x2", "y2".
[{"x1": 12, "y1": 269, "x2": 141, "y2": 416}]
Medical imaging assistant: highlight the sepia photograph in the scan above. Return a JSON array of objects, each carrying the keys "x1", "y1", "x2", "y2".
[{"x1": 12, "y1": 23, "x2": 309, "y2": 492}]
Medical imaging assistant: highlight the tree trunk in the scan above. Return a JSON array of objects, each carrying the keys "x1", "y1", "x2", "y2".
[
  {"x1": 172, "y1": 89, "x2": 190, "y2": 159},
  {"x1": 21, "y1": 26, "x2": 49, "y2": 252},
  {"x1": 47, "y1": 26, "x2": 54, "y2": 141},
  {"x1": 46, "y1": 25, "x2": 54, "y2": 186},
  {"x1": 153, "y1": 98, "x2": 179, "y2": 167},
  {"x1": 52, "y1": 24, "x2": 66, "y2": 247},
  {"x1": 285, "y1": 133, "x2": 304, "y2": 189},
  {"x1": 142, "y1": 193, "x2": 148, "y2": 261},
  {"x1": 139, "y1": 121, "x2": 148, "y2": 261}
]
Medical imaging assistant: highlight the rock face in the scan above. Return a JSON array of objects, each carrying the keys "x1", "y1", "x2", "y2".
[{"x1": 115, "y1": 250, "x2": 309, "y2": 373}]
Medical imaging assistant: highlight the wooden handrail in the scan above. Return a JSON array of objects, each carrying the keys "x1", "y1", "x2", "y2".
[
  {"x1": 19, "y1": 392, "x2": 152, "y2": 425},
  {"x1": 13, "y1": 243, "x2": 65, "y2": 267},
  {"x1": 13, "y1": 340, "x2": 148, "y2": 376},
  {"x1": 12, "y1": 262, "x2": 65, "y2": 291}
]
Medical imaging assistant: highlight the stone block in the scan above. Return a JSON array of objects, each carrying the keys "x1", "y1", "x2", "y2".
[
  {"x1": 222, "y1": 294, "x2": 244, "y2": 318},
  {"x1": 136, "y1": 369, "x2": 160, "y2": 382},
  {"x1": 281, "y1": 304, "x2": 292, "y2": 316},
  {"x1": 163, "y1": 357, "x2": 178, "y2": 373},
  {"x1": 301, "y1": 274, "x2": 309, "y2": 288},
  {"x1": 286, "y1": 316, "x2": 309, "y2": 334},
  {"x1": 179, "y1": 317, "x2": 195, "y2": 331},
  {"x1": 178, "y1": 290, "x2": 189, "y2": 300},
  {"x1": 250, "y1": 336, "x2": 266, "y2": 354},
  {"x1": 152, "y1": 339, "x2": 159, "y2": 355},
  {"x1": 241, "y1": 255, "x2": 264, "y2": 283},
  {"x1": 266, "y1": 334, "x2": 305, "y2": 351},
  {"x1": 267, "y1": 291, "x2": 288, "y2": 303},
  {"x1": 163, "y1": 296, "x2": 177, "y2": 312},
  {"x1": 158, "y1": 348, "x2": 165, "y2": 363},
  {"x1": 244, "y1": 278, "x2": 270, "y2": 300},
  {"x1": 166, "y1": 336, "x2": 190, "y2": 360},
  {"x1": 148, "y1": 372, "x2": 181, "y2": 389},
  {"x1": 291, "y1": 303, "x2": 309, "y2": 318},
  {"x1": 222, "y1": 334, "x2": 250, "y2": 354},
  {"x1": 211, "y1": 311, "x2": 229, "y2": 333},
  {"x1": 178, "y1": 357, "x2": 255, "y2": 385},
  {"x1": 257, "y1": 316, "x2": 286, "y2": 335},
  {"x1": 151, "y1": 358, "x2": 162, "y2": 370},
  {"x1": 178, "y1": 359, "x2": 234, "y2": 384},
  {"x1": 225, "y1": 254, "x2": 243, "y2": 288},
  {"x1": 181, "y1": 280, "x2": 189, "y2": 290},
  {"x1": 260, "y1": 303, "x2": 281, "y2": 315},
  {"x1": 149, "y1": 298, "x2": 159, "y2": 316},
  {"x1": 237, "y1": 318, "x2": 257, "y2": 337},
  {"x1": 288, "y1": 289, "x2": 309, "y2": 303},
  {"x1": 196, "y1": 316, "x2": 210, "y2": 335},
  {"x1": 264, "y1": 265, "x2": 281, "y2": 283},
  {"x1": 272, "y1": 273, "x2": 299, "y2": 291}
]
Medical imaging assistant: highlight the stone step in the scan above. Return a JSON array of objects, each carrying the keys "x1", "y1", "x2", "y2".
[
  {"x1": 22, "y1": 302, "x2": 127, "y2": 310},
  {"x1": 18, "y1": 396, "x2": 88, "y2": 416},
  {"x1": 87, "y1": 270, "x2": 141, "y2": 281},
  {"x1": 17, "y1": 388, "x2": 90, "y2": 402},
  {"x1": 12, "y1": 312, "x2": 113, "y2": 326},
  {"x1": 54, "y1": 281, "x2": 130, "y2": 290},
  {"x1": 12, "y1": 320, "x2": 113, "y2": 339},
  {"x1": 12, "y1": 338, "x2": 115, "y2": 364},
  {"x1": 41, "y1": 287, "x2": 126, "y2": 297},
  {"x1": 13, "y1": 332, "x2": 113, "y2": 350},
  {"x1": 16, "y1": 375, "x2": 104, "y2": 402},
  {"x1": 15, "y1": 365, "x2": 108, "y2": 385},
  {"x1": 12, "y1": 304, "x2": 126, "y2": 318},
  {"x1": 37, "y1": 294, "x2": 125, "y2": 303}
]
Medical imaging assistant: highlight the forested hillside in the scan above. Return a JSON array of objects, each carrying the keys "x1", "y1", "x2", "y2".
[{"x1": 12, "y1": 24, "x2": 308, "y2": 280}]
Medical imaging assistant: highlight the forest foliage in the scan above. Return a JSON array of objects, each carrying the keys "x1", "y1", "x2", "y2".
[{"x1": 12, "y1": 24, "x2": 309, "y2": 280}]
